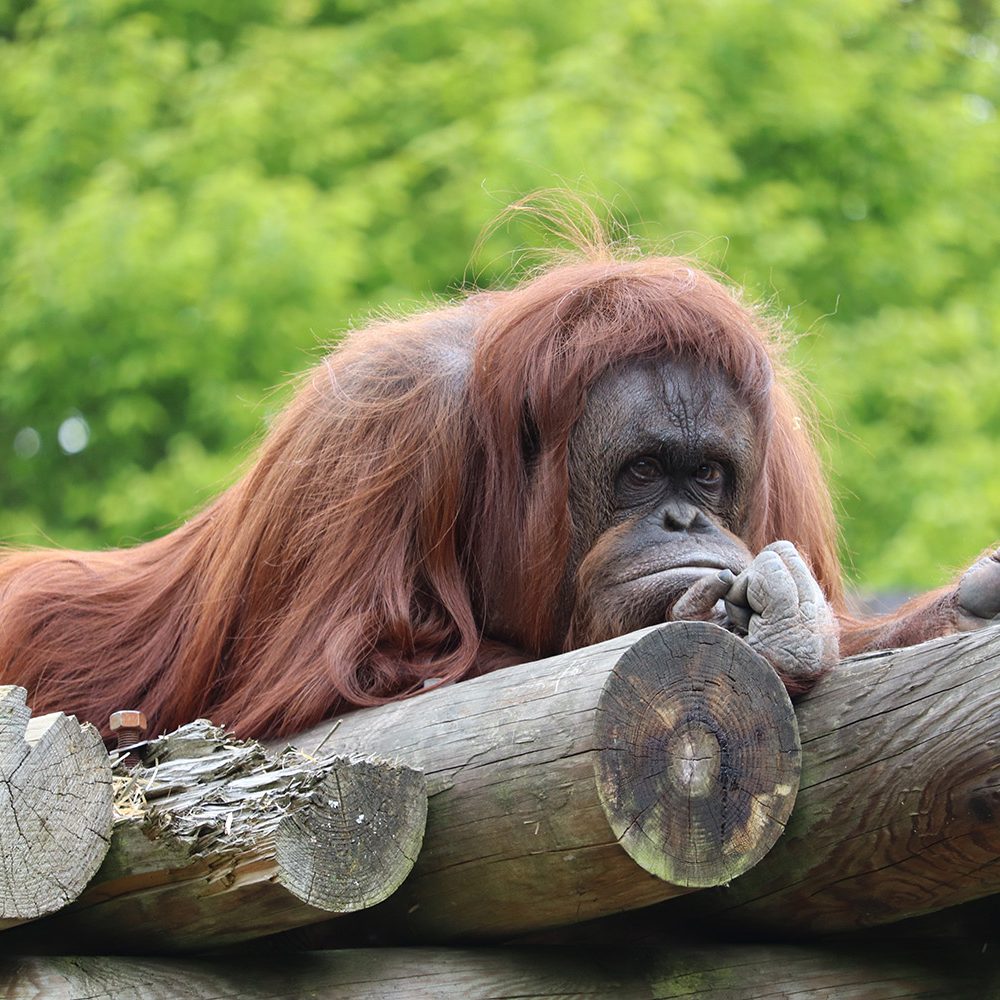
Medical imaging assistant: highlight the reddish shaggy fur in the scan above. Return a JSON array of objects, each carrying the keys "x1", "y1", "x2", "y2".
[{"x1": 0, "y1": 255, "x2": 914, "y2": 740}]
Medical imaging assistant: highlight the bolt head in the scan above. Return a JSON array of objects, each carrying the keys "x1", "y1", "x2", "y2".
[{"x1": 109, "y1": 710, "x2": 147, "y2": 731}]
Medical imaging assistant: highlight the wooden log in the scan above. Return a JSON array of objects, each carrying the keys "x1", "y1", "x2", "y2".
[
  {"x1": 4, "y1": 720, "x2": 427, "y2": 952},
  {"x1": 0, "y1": 686, "x2": 114, "y2": 930},
  {"x1": 285, "y1": 622, "x2": 801, "y2": 938},
  {"x1": 0, "y1": 942, "x2": 993, "y2": 999},
  {"x1": 645, "y1": 623, "x2": 1000, "y2": 935}
]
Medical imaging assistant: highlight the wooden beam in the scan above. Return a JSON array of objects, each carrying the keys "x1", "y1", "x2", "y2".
[
  {"x1": 665, "y1": 623, "x2": 1000, "y2": 934},
  {"x1": 0, "y1": 686, "x2": 113, "y2": 930},
  {"x1": 286, "y1": 622, "x2": 800, "y2": 938},
  {"x1": 4, "y1": 720, "x2": 426, "y2": 952},
  {"x1": 0, "y1": 942, "x2": 993, "y2": 999}
]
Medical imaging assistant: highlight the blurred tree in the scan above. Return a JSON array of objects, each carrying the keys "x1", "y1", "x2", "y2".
[{"x1": 1, "y1": 0, "x2": 998, "y2": 588}]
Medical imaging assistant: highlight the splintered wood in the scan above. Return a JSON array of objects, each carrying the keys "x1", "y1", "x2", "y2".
[{"x1": 2, "y1": 718, "x2": 426, "y2": 951}]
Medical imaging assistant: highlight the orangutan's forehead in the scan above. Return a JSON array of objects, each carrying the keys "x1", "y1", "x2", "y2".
[{"x1": 575, "y1": 358, "x2": 756, "y2": 458}]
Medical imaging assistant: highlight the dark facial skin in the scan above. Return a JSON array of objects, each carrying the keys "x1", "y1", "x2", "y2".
[{"x1": 565, "y1": 358, "x2": 759, "y2": 647}]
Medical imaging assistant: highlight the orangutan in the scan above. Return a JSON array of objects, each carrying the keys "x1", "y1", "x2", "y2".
[{"x1": 1, "y1": 255, "x2": 997, "y2": 739}]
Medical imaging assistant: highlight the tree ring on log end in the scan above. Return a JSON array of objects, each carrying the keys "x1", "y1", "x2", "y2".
[
  {"x1": 274, "y1": 759, "x2": 427, "y2": 912},
  {"x1": 593, "y1": 622, "x2": 801, "y2": 888}
]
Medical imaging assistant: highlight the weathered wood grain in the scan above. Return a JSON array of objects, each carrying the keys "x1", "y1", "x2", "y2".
[
  {"x1": 286, "y1": 622, "x2": 800, "y2": 938},
  {"x1": 4, "y1": 720, "x2": 426, "y2": 951},
  {"x1": 0, "y1": 943, "x2": 991, "y2": 999},
  {"x1": 595, "y1": 625, "x2": 799, "y2": 887},
  {"x1": 0, "y1": 686, "x2": 113, "y2": 930}
]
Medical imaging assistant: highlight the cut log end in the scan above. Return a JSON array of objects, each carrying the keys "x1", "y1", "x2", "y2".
[
  {"x1": 0, "y1": 686, "x2": 114, "y2": 926},
  {"x1": 593, "y1": 622, "x2": 801, "y2": 887},
  {"x1": 275, "y1": 759, "x2": 427, "y2": 912}
]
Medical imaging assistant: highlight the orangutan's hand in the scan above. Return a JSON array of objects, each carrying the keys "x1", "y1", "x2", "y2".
[
  {"x1": 671, "y1": 540, "x2": 837, "y2": 695},
  {"x1": 956, "y1": 547, "x2": 1000, "y2": 631}
]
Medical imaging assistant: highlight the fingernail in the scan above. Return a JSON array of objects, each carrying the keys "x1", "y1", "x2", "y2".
[{"x1": 718, "y1": 569, "x2": 735, "y2": 584}]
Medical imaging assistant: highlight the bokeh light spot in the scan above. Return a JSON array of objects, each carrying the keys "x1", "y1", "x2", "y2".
[
  {"x1": 14, "y1": 427, "x2": 41, "y2": 458},
  {"x1": 58, "y1": 416, "x2": 90, "y2": 455}
]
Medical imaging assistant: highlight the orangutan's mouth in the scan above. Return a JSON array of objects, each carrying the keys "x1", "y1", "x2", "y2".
[{"x1": 616, "y1": 560, "x2": 741, "y2": 588}]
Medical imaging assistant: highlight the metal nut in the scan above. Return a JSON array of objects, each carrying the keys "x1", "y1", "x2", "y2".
[{"x1": 109, "y1": 710, "x2": 147, "y2": 731}]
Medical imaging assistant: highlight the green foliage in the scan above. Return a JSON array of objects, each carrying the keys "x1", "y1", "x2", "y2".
[{"x1": 1, "y1": 0, "x2": 998, "y2": 587}]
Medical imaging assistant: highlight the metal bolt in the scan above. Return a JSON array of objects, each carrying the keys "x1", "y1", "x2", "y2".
[{"x1": 109, "y1": 709, "x2": 148, "y2": 766}]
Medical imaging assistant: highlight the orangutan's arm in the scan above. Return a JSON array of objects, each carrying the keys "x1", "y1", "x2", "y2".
[{"x1": 840, "y1": 546, "x2": 1000, "y2": 657}]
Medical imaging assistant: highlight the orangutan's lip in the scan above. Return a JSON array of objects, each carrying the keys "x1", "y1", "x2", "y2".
[{"x1": 615, "y1": 562, "x2": 740, "y2": 587}]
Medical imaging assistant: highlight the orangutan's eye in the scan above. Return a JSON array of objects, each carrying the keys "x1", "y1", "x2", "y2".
[
  {"x1": 625, "y1": 456, "x2": 664, "y2": 484},
  {"x1": 694, "y1": 462, "x2": 724, "y2": 488}
]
